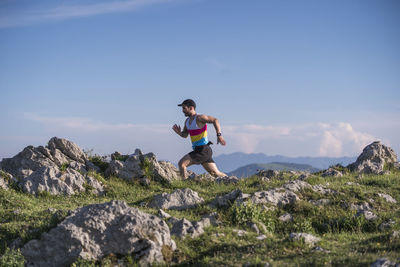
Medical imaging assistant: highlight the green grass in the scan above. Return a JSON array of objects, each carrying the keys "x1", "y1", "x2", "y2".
[{"x1": 1, "y1": 170, "x2": 399, "y2": 266}]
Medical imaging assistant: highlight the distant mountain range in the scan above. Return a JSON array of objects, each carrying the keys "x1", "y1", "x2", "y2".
[
  {"x1": 187, "y1": 152, "x2": 356, "y2": 174},
  {"x1": 227, "y1": 162, "x2": 320, "y2": 178}
]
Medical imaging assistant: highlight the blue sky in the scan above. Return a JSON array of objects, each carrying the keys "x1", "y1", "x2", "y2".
[{"x1": 1, "y1": 0, "x2": 399, "y2": 163}]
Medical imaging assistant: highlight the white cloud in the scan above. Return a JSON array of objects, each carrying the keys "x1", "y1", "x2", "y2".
[{"x1": 0, "y1": 0, "x2": 174, "y2": 28}]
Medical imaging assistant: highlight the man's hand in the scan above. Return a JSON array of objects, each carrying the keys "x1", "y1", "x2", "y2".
[
  {"x1": 172, "y1": 124, "x2": 181, "y2": 136},
  {"x1": 217, "y1": 135, "x2": 226, "y2": 145}
]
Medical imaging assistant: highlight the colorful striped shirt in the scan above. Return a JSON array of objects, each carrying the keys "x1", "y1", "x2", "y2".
[{"x1": 186, "y1": 115, "x2": 209, "y2": 149}]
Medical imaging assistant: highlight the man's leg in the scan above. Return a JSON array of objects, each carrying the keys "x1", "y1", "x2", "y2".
[
  {"x1": 201, "y1": 162, "x2": 227, "y2": 177},
  {"x1": 178, "y1": 154, "x2": 196, "y2": 179}
]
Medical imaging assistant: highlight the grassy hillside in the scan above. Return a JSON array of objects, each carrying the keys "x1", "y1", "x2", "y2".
[
  {"x1": 1, "y1": 170, "x2": 399, "y2": 266},
  {"x1": 228, "y1": 162, "x2": 320, "y2": 178}
]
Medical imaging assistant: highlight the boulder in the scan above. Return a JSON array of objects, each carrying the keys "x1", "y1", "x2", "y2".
[
  {"x1": 0, "y1": 137, "x2": 104, "y2": 195},
  {"x1": 209, "y1": 189, "x2": 243, "y2": 208},
  {"x1": 170, "y1": 213, "x2": 217, "y2": 239},
  {"x1": 149, "y1": 188, "x2": 204, "y2": 210},
  {"x1": 21, "y1": 200, "x2": 176, "y2": 266},
  {"x1": 215, "y1": 176, "x2": 239, "y2": 184},
  {"x1": 348, "y1": 141, "x2": 398, "y2": 174},
  {"x1": 19, "y1": 166, "x2": 104, "y2": 196},
  {"x1": 279, "y1": 213, "x2": 293, "y2": 222},
  {"x1": 289, "y1": 233, "x2": 320, "y2": 246},
  {"x1": 250, "y1": 189, "x2": 299, "y2": 207},
  {"x1": 321, "y1": 168, "x2": 343, "y2": 177},
  {"x1": 105, "y1": 149, "x2": 180, "y2": 183}
]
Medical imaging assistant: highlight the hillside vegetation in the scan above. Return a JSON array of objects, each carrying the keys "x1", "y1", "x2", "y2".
[{"x1": 1, "y1": 169, "x2": 399, "y2": 266}]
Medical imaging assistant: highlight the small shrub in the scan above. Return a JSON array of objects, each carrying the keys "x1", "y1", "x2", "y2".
[
  {"x1": 60, "y1": 163, "x2": 69, "y2": 172},
  {"x1": 88, "y1": 155, "x2": 109, "y2": 173},
  {"x1": 140, "y1": 158, "x2": 154, "y2": 180},
  {"x1": 230, "y1": 202, "x2": 275, "y2": 232},
  {"x1": 0, "y1": 248, "x2": 25, "y2": 267}
]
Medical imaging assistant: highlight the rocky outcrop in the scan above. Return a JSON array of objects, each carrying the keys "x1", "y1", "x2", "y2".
[
  {"x1": 321, "y1": 167, "x2": 343, "y2": 177},
  {"x1": 20, "y1": 166, "x2": 104, "y2": 196},
  {"x1": 210, "y1": 189, "x2": 243, "y2": 208},
  {"x1": 149, "y1": 188, "x2": 204, "y2": 210},
  {"x1": 105, "y1": 149, "x2": 180, "y2": 183},
  {"x1": 0, "y1": 137, "x2": 104, "y2": 195},
  {"x1": 170, "y1": 213, "x2": 218, "y2": 239},
  {"x1": 0, "y1": 170, "x2": 11, "y2": 190},
  {"x1": 215, "y1": 176, "x2": 239, "y2": 184},
  {"x1": 348, "y1": 141, "x2": 398, "y2": 174},
  {"x1": 21, "y1": 200, "x2": 176, "y2": 266},
  {"x1": 257, "y1": 169, "x2": 280, "y2": 179}
]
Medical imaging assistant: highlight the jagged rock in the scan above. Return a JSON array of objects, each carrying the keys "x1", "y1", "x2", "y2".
[
  {"x1": 170, "y1": 213, "x2": 217, "y2": 239},
  {"x1": 209, "y1": 189, "x2": 243, "y2": 208},
  {"x1": 257, "y1": 169, "x2": 280, "y2": 179},
  {"x1": 250, "y1": 189, "x2": 299, "y2": 207},
  {"x1": 21, "y1": 200, "x2": 176, "y2": 266},
  {"x1": 348, "y1": 141, "x2": 398, "y2": 174},
  {"x1": 350, "y1": 202, "x2": 373, "y2": 212},
  {"x1": 311, "y1": 184, "x2": 338, "y2": 195},
  {"x1": 149, "y1": 188, "x2": 204, "y2": 210},
  {"x1": 279, "y1": 213, "x2": 293, "y2": 222},
  {"x1": 19, "y1": 166, "x2": 104, "y2": 196},
  {"x1": 189, "y1": 173, "x2": 215, "y2": 182},
  {"x1": 370, "y1": 258, "x2": 399, "y2": 267},
  {"x1": 289, "y1": 233, "x2": 320, "y2": 246},
  {"x1": 321, "y1": 168, "x2": 343, "y2": 177},
  {"x1": 283, "y1": 180, "x2": 312, "y2": 192},
  {"x1": 378, "y1": 193, "x2": 397, "y2": 204},
  {"x1": 0, "y1": 137, "x2": 104, "y2": 195},
  {"x1": 0, "y1": 171, "x2": 10, "y2": 190},
  {"x1": 171, "y1": 218, "x2": 204, "y2": 238},
  {"x1": 140, "y1": 177, "x2": 151, "y2": 186},
  {"x1": 215, "y1": 176, "x2": 239, "y2": 184},
  {"x1": 158, "y1": 209, "x2": 171, "y2": 219},
  {"x1": 105, "y1": 149, "x2": 181, "y2": 183}
]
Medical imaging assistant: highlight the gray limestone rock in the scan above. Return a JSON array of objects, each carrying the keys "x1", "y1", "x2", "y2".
[
  {"x1": 158, "y1": 209, "x2": 171, "y2": 219},
  {"x1": 0, "y1": 171, "x2": 10, "y2": 190},
  {"x1": 21, "y1": 200, "x2": 176, "y2": 267},
  {"x1": 283, "y1": 180, "x2": 312, "y2": 192},
  {"x1": 378, "y1": 193, "x2": 397, "y2": 204},
  {"x1": 19, "y1": 166, "x2": 104, "y2": 196},
  {"x1": 289, "y1": 233, "x2": 320, "y2": 246},
  {"x1": 356, "y1": 210, "x2": 378, "y2": 221},
  {"x1": 251, "y1": 189, "x2": 299, "y2": 207},
  {"x1": 105, "y1": 149, "x2": 180, "y2": 183},
  {"x1": 171, "y1": 218, "x2": 204, "y2": 238},
  {"x1": 149, "y1": 188, "x2": 204, "y2": 210},
  {"x1": 215, "y1": 176, "x2": 239, "y2": 184},
  {"x1": 209, "y1": 189, "x2": 243, "y2": 208},
  {"x1": 348, "y1": 141, "x2": 398, "y2": 174},
  {"x1": 309, "y1": 199, "x2": 331, "y2": 207},
  {"x1": 321, "y1": 168, "x2": 343, "y2": 177}
]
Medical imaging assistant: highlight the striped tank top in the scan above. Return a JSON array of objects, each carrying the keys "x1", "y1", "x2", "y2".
[{"x1": 186, "y1": 115, "x2": 209, "y2": 149}]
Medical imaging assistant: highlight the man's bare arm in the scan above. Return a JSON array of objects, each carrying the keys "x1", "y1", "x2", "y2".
[
  {"x1": 197, "y1": 114, "x2": 226, "y2": 145},
  {"x1": 172, "y1": 123, "x2": 189, "y2": 138}
]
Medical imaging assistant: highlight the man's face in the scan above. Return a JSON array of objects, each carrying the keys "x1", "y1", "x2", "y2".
[{"x1": 182, "y1": 105, "x2": 192, "y2": 117}]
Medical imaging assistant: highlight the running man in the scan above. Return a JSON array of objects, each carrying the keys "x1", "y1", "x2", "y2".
[{"x1": 172, "y1": 99, "x2": 227, "y2": 179}]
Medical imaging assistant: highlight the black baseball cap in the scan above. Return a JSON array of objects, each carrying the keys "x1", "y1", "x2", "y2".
[{"x1": 177, "y1": 99, "x2": 196, "y2": 108}]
